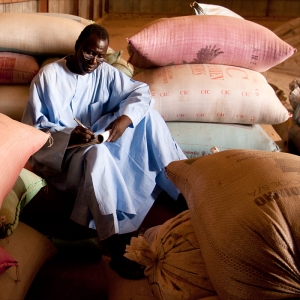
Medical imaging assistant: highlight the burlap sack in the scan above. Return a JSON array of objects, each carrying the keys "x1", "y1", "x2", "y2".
[
  {"x1": 165, "y1": 149, "x2": 300, "y2": 299},
  {"x1": 127, "y1": 15, "x2": 295, "y2": 71},
  {"x1": 125, "y1": 210, "x2": 216, "y2": 300},
  {"x1": 133, "y1": 64, "x2": 289, "y2": 124}
]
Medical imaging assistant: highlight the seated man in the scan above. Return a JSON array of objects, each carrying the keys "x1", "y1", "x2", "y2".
[{"x1": 22, "y1": 24, "x2": 186, "y2": 279}]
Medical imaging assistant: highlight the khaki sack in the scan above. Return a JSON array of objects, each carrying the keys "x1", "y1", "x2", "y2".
[
  {"x1": 165, "y1": 149, "x2": 300, "y2": 299},
  {"x1": 133, "y1": 64, "x2": 289, "y2": 124},
  {"x1": 125, "y1": 210, "x2": 216, "y2": 300}
]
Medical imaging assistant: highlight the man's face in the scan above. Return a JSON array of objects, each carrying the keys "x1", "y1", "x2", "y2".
[{"x1": 75, "y1": 34, "x2": 109, "y2": 75}]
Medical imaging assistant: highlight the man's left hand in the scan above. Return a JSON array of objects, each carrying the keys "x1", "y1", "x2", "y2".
[{"x1": 105, "y1": 115, "x2": 132, "y2": 142}]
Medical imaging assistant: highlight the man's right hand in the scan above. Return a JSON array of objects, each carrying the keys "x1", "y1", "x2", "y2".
[{"x1": 69, "y1": 126, "x2": 96, "y2": 145}]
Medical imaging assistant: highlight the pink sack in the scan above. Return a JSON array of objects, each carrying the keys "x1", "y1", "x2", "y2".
[
  {"x1": 0, "y1": 52, "x2": 39, "y2": 84},
  {"x1": 127, "y1": 15, "x2": 296, "y2": 71}
]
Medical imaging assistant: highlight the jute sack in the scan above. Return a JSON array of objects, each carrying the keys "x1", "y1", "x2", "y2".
[
  {"x1": 165, "y1": 149, "x2": 300, "y2": 299},
  {"x1": 133, "y1": 64, "x2": 289, "y2": 124},
  {"x1": 127, "y1": 15, "x2": 296, "y2": 71},
  {"x1": 0, "y1": 13, "x2": 85, "y2": 56},
  {"x1": 0, "y1": 85, "x2": 30, "y2": 121},
  {"x1": 0, "y1": 52, "x2": 39, "y2": 84},
  {"x1": 125, "y1": 210, "x2": 216, "y2": 300}
]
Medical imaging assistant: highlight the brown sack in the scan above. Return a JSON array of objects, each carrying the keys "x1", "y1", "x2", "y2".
[{"x1": 165, "y1": 149, "x2": 300, "y2": 299}]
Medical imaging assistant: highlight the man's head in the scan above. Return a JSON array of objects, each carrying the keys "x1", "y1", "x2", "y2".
[
  {"x1": 73, "y1": 24, "x2": 110, "y2": 75},
  {"x1": 75, "y1": 24, "x2": 109, "y2": 52}
]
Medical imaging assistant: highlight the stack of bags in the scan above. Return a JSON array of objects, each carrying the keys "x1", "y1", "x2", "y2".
[
  {"x1": 128, "y1": 3, "x2": 296, "y2": 157},
  {"x1": 0, "y1": 12, "x2": 132, "y2": 121}
]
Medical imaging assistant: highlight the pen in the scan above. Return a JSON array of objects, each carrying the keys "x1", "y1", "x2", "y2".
[{"x1": 74, "y1": 117, "x2": 88, "y2": 129}]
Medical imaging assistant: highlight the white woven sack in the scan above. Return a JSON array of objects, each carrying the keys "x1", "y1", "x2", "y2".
[
  {"x1": 165, "y1": 149, "x2": 300, "y2": 299},
  {"x1": 133, "y1": 64, "x2": 289, "y2": 124},
  {"x1": 192, "y1": 2, "x2": 243, "y2": 19},
  {"x1": 0, "y1": 13, "x2": 85, "y2": 56}
]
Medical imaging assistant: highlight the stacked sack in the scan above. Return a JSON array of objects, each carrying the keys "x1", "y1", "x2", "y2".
[
  {"x1": 0, "y1": 13, "x2": 133, "y2": 121},
  {"x1": 128, "y1": 2, "x2": 296, "y2": 157}
]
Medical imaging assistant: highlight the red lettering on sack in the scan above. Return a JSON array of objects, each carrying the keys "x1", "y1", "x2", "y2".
[
  {"x1": 226, "y1": 67, "x2": 249, "y2": 80},
  {"x1": 242, "y1": 92, "x2": 251, "y2": 97},
  {"x1": 216, "y1": 113, "x2": 225, "y2": 117},
  {"x1": 208, "y1": 65, "x2": 224, "y2": 80},
  {"x1": 255, "y1": 89, "x2": 259, "y2": 97},
  {"x1": 221, "y1": 90, "x2": 231, "y2": 95},
  {"x1": 180, "y1": 90, "x2": 189, "y2": 95},
  {"x1": 160, "y1": 92, "x2": 169, "y2": 97},
  {"x1": 236, "y1": 114, "x2": 245, "y2": 119},
  {"x1": 177, "y1": 113, "x2": 186, "y2": 117},
  {"x1": 196, "y1": 113, "x2": 205, "y2": 117},
  {"x1": 190, "y1": 64, "x2": 206, "y2": 75},
  {"x1": 200, "y1": 90, "x2": 210, "y2": 94}
]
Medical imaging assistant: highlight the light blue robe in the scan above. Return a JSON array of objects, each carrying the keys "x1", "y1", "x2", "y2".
[{"x1": 22, "y1": 58, "x2": 186, "y2": 240}]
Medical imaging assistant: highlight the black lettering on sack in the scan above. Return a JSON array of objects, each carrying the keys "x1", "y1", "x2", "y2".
[{"x1": 254, "y1": 186, "x2": 299, "y2": 207}]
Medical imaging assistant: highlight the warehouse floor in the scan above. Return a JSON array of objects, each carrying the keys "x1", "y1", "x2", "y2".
[{"x1": 97, "y1": 13, "x2": 297, "y2": 152}]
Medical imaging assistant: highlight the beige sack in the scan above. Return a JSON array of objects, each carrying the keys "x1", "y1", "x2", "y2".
[
  {"x1": 0, "y1": 13, "x2": 85, "y2": 56},
  {"x1": 165, "y1": 149, "x2": 300, "y2": 299},
  {"x1": 0, "y1": 85, "x2": 30, "y2": 121}
]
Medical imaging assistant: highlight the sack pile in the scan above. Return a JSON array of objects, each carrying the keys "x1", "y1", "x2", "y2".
[
  {"x1": 128, "y1": 3, "x2": 296, "y2": 157},
  {"x1": 0, "y1": 13, "x2": 132, "y2": 121},
  {"x1": 165, "y1": 149, "x2": 300, "y2": 299}
]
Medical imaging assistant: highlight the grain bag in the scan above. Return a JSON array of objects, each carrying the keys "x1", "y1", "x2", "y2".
[
  {"x1": 0, "y1": 52, "x2": 39, "y2": 84},
  {"x1": 36, "y1": 13, "x2": 94, "y2": 26},
  {"x1": 165, "y1": 149, "x2": 300, "y2": 299},
  {"x1": 191, "y1": 2, "x2": 243, "y2": 19},
  {"x1": 127, "y1": 15, "x2": 295, "y2": 71},
  {"x1": 166, "y1": 122, "x2": 280, "y2": 158},
  {"x1": 0, "y1": 13, "x2": 85, "y2": 56},
  {"x1": 133, "y1": 64, "x2": 289, "y2": 124},
  {"x1": 0, "y1": 85, "x2": 30, "y2": 121},
  {"x1": 0, "y1": 113, "x2": 50, "y2": 207},
  {"x1": 125, "y1": 210, "x2": 216, "y2": 300}
]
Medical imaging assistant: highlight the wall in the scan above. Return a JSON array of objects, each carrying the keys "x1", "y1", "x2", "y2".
[
  {"x1": 0, "y1": 0, "x2": 299, "y2": 19},
  {"x1": 106, "y1": 0, "x2": 300, "y2": 18},
  {"x1": 0, "y1": 0, "x2": 102, "y2": 20}
]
